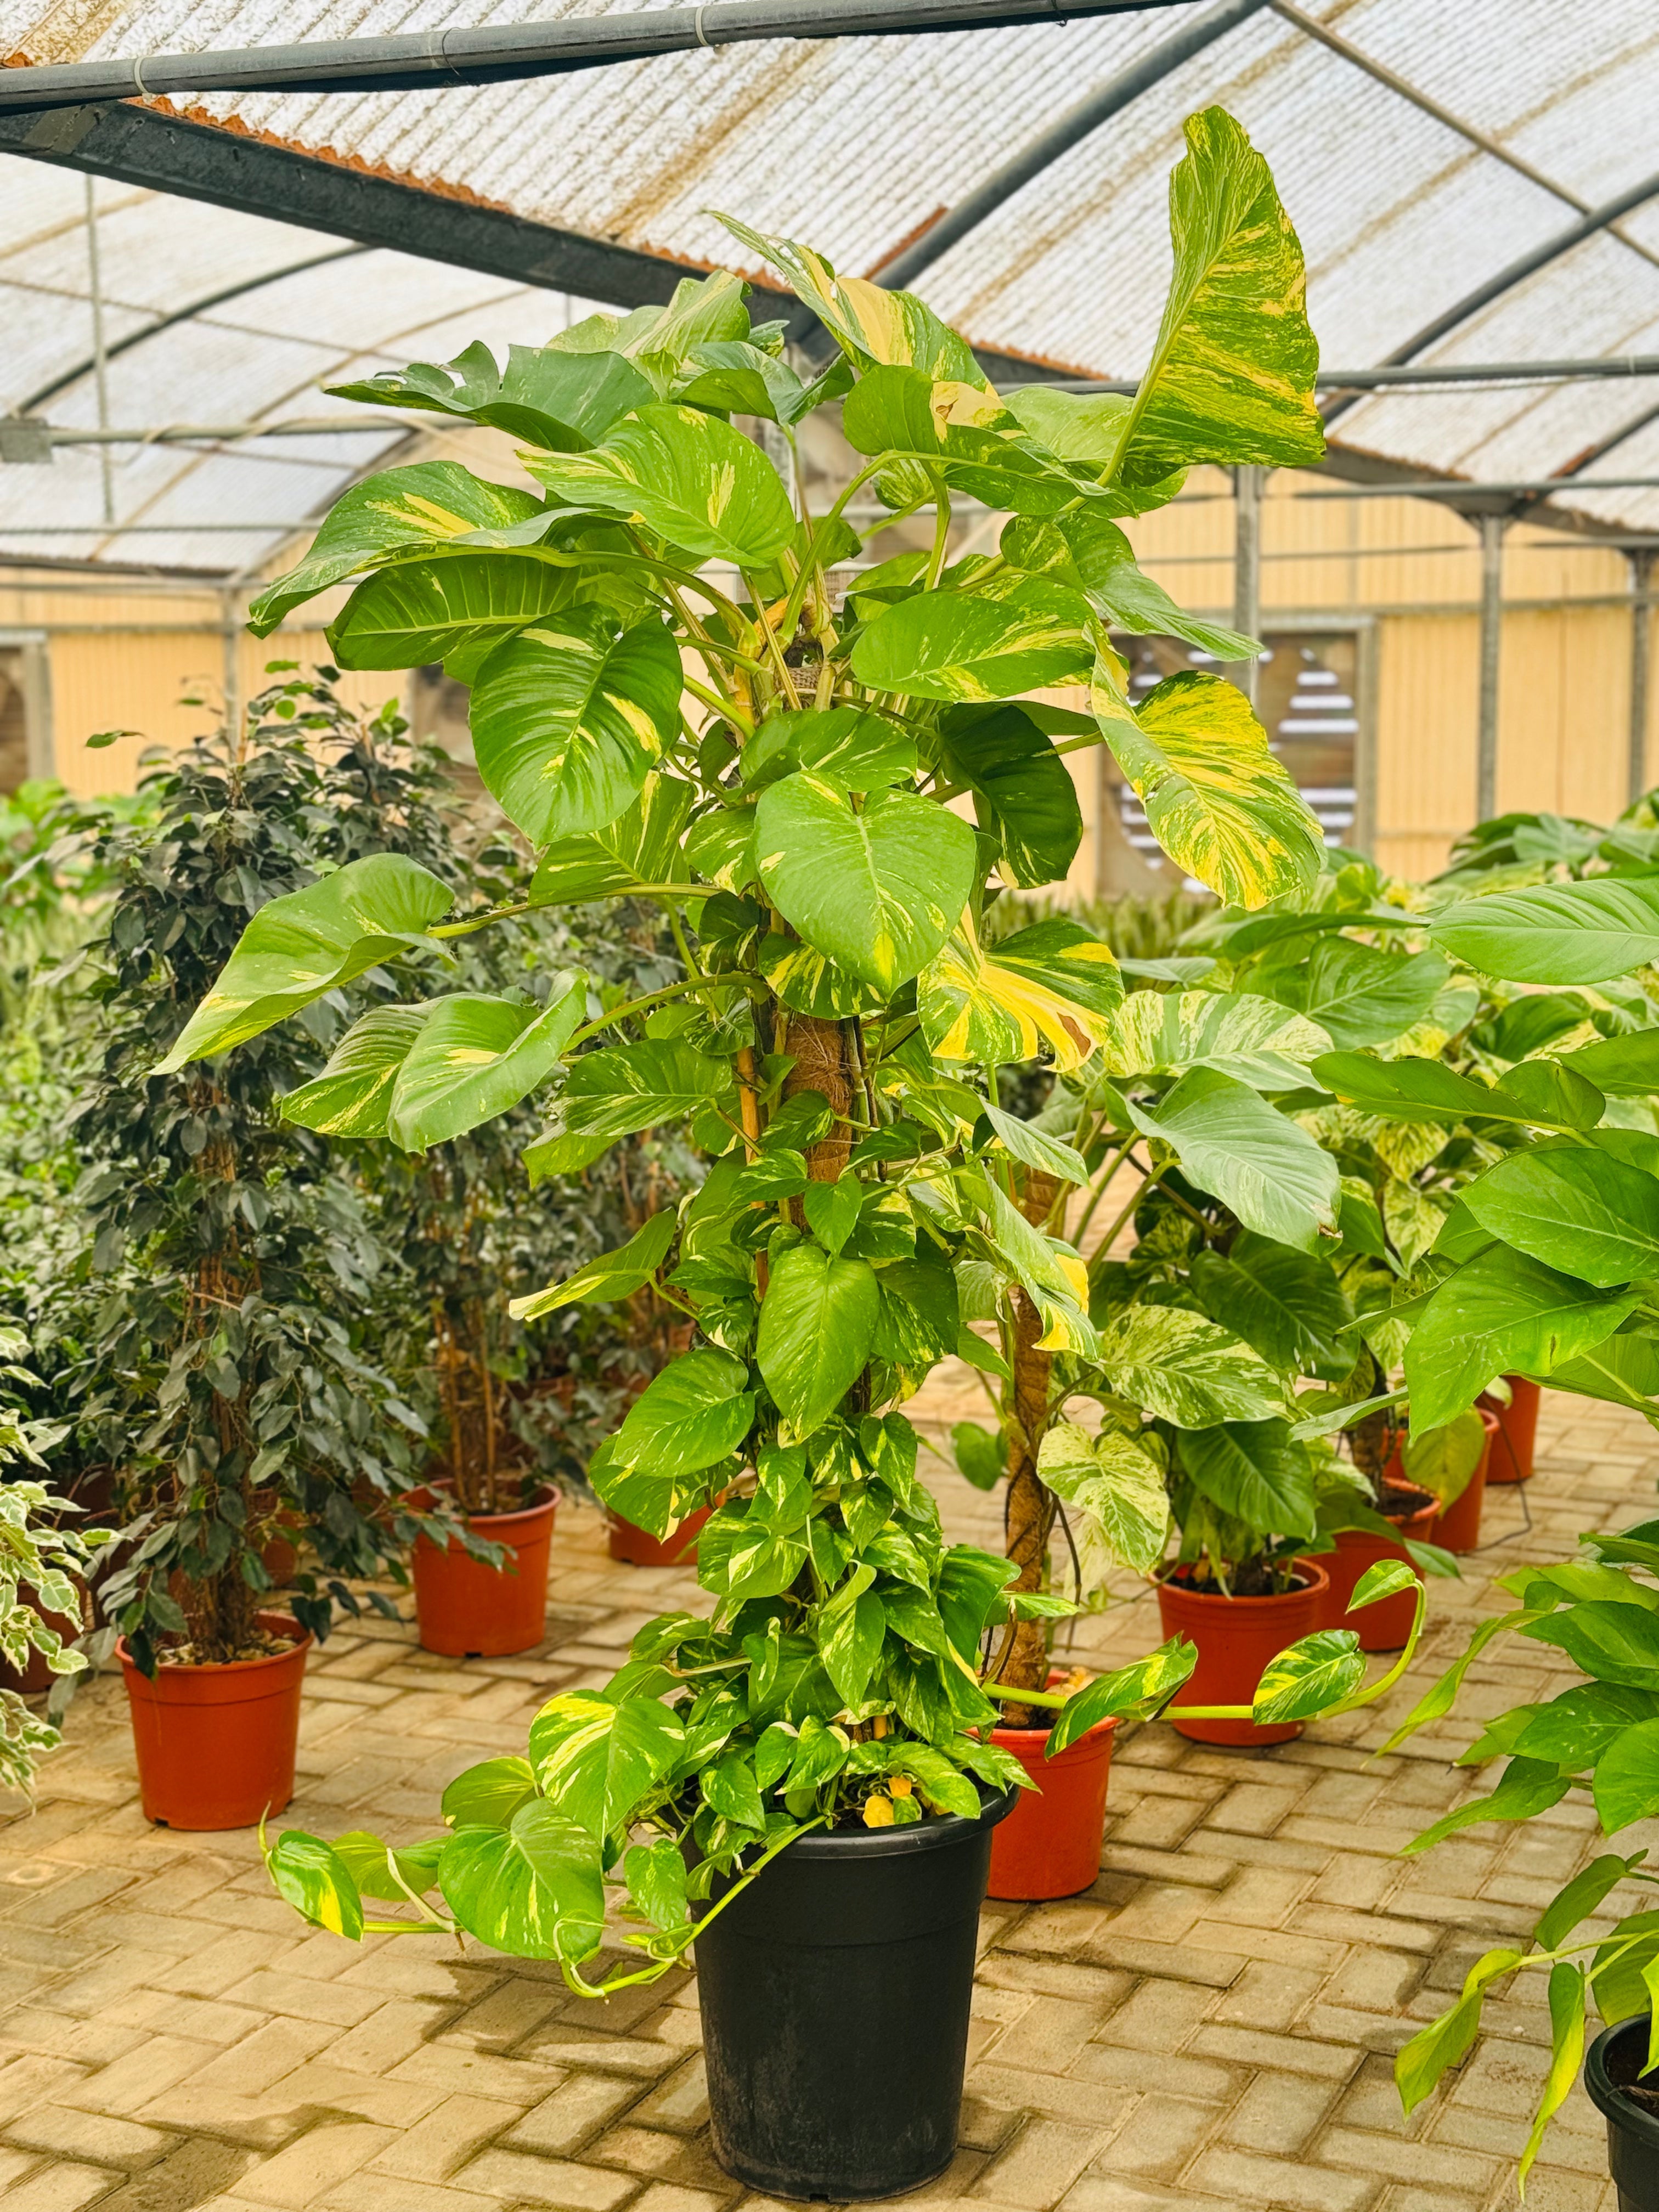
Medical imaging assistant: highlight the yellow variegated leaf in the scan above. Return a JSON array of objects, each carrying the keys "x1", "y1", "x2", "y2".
[
  {"x1": 918, "y1": 913, "x2": 1120, "y2": 1074},
  {"x1": 1103, "y1": 990, "x2": 1330, "y2": 1091},
  {"x1": 525, "y1": 404, "x2": 794, "y2": 566},
  {"x1": 1091, "y1": 656, "x2": 1324, "y2": 908}
]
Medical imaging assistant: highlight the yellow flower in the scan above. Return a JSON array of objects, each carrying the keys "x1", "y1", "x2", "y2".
[{"x1": 863, "y1": 1794, "x2": 895, "y2": 1828}]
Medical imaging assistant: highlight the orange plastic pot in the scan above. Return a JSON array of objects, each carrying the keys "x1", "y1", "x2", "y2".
[
  {"x1": 985, "y1": 1671, "x2": 1115, "y2": 1901},
  {"x1": 1307, "y1": 1491, "x2": 1438, "y2": 1652},
  {"x1": 120, "y1": 1611, "x2": 310, "y2": 1830},
  {"x1": 1480, "y1": 1377, "x2": 1541, "y2": 1483},
  {"x1": 1427, "y1": 1409, "x2": 1497, "y2": 1555},
  {"x1": 606, "y1": 1505, "x2": 711, "y2": 1567},
  {"x1": 412, "y1": 1488, "x2": 556, "y2": 1657},
  {"x1": 1155, "y1": 1562, "x2": 1328, "y2": 1747}
]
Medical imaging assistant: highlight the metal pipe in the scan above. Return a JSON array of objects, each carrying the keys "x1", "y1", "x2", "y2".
[
  {"x1": 83, "y1": 177, "x2": 114, "y2": 528},
  {"x1": 1231, "y1": 463, "x2": 1262, "y2": 705},
  {"x1": 0, "y1": 0, "x2": 1190, "y2": 113},
  {"x1": 1632, "y1": 551, "x2": 1655, "y2": 807},
  {"x1": 1295, "y1": 475, "x2": 1659, "y2": 499},
  {"x1": 1025, "y1": 355, "x2": 1659, "y2": 394},
  {"x1": 878, "y1": 0, "x2": 1268, "y2": 290},
  {"x1": 1477, "y1": 514, "x2": 1506, "y2": 821},
  {"x1": 1324, "y1": 169, "x2": 1659, "y2": 430}
]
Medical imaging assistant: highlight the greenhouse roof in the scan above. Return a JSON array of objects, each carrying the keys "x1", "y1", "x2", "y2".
[{"x1": 2, "y1": 0, "x2": 1658, "y2": 574}]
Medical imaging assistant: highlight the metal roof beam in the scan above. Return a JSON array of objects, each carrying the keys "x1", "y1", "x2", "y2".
[
  {"x1": 877, "y1": 0, "x2": 1268, "y2": 291},
  {"x1": 0, "y1": 0, "x2": 1189, "y2": 114},
  {"x1": 1025, "y1": 355, "x2": 1659, "y2": 393}
]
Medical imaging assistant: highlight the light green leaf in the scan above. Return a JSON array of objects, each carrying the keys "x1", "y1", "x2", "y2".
[
  {"x1": 1404, "y1": 1758, "x2": 1570, "y2": 1857},
  {"x1": 1592, "y1": 1718, "x2": 1659, "y2": 1833},
  {"x1": 1544, "y1": 1330, "x2": 1659, "y2": 1414},
  {"x1": 1519, "y1": 1965, "x2": 1585, "y2": 2188},
  {"x1": 1189, "y1": 1231, "x2": 1354, "y2": 1378},
  {"x1": 755, "y1": 773, "x2": 975, "y2": 995},
  {"x1": 821, "y1": 1588, "x2": 887, "y2": 1708},
  {"x1": 1350, "y1": 1559, "x2": 1418, "y2": 1611},
  {"x1": 529, "y1": 774, "x2": 697, "y2": 906},
  {"x1": 802, "y1": 1174, "x2": 863, "y2": 1258},
  {"x1": 983, "y1": 1180, "x2": 1095, "y2": 1355},
  {"x1": 1112, "y1": 105, "x2": 1323, "y2": 478},
  {"x1": 1463, "y1": 1148, "x2": 1659, "y2": 1289},
  {"x1": 279, "y1": 1006, "x2": 430, "y2": 1138},
  {"x1": 758, "y1": 1245, "x2": 881, "y2": 1437},
  {"x1": 470, "y1": 612, "x2": 680, "y2": 844},
  {"x1": 1251, "y1": 1629, "x2": 1366, "y2": 1723},
  {"x1": 1395, "y1": 1948, "x2": 1524, "y2": 2114},
  {"x1": 1000, "y1": 392, "x2": 1187, "y2": 515},
  {"x1": 325, "y1": 551, "x2": 589, "y2": 678},
  {"x1": 439, "y1": 1802, "x2": 605, "y2": 1962},
  {"x1": 528, "y1": 1691, "x2": 685, "y2": 1837},
  {"x1": 851, "y1": 579, "x2": 1093, "y2": 702},
  {"x1": 329, "y1": 1831, "x2": 447, "y2": 1902},
  {"x1": 1103, "y1": 989, "x2": 1331, "y2": 1091},
  {"x1": 1179, "y1": 1419, "x2": 1317, "y2": 1543},
  {"x1": 1432, "y1": 880, "x2": 1659, "y2": 985},
  {"x1": 1403, "y1": 1245, "x2": 1639, "y2": 1434},
  {"x1": 248, "y1": 461, "x2": 545, "y2": 634},
  {"x1": 1128, "y1": 1066, "x2": 1341, "y2": 1252},
  {"x1": 1093, "y1": 1306, "x2": 1287, "y2": 1427},
  {"x1": 951, "y1": 1420, "x2": 1006, "y2": 1492},
  {"x1": 1560, "y1": 1030, "x2": 1659, "y2": 1096},
  {"x1": 266, "y1": 1830, "x2": 365, "y2": 1939},
  {"x1": 1401, "y1": 1408, "x2": 1488, "y2": 1509},
  {"x1": 1091, "y1": 661, "x2": 1324, "y2": 908},
  {"x1": 742, "y1": 706, "x2": 917, "y2": 793},
  {"x1": 872, "y1": 1253, "x2": 960, "y2": 1369},
  {"x1": 1036, "y1": 1420, "x2": 1169, "y2": 1574},
  {"x1": 938, "y1": 703, "x2": 1083, "y2": 888},
  {"x1": 525, "y1": 1041, "x2": 735, "y2": 1181},
  {"x1": 981, "y1": 1101, "x2": 1087, "y2": 1187},
  {"x1": 1050, "y1": 1637, "x2": 1198, "y2": 1752},
  {"x1": 675, "y1": 338, "x2": 813, "y2": 425},
  {"x1": 157, "y1": 854, "x2": 452, "y2": 1071},
  {"x1": 523, "y1": 403, "x2": 795, "y2": 566},
  {"x1": 1265, "y1": 940, "x2": 1449, "y2": 1051},
  {"x1": 386, "y1": 979, "x2": 587, "y2": 1150},
  {"x1": 918, "y1": 914, "x2": 1120, "y2": 1075},
  {"x1": 329, "y1": 340, "x2": 654, "y2": 450},
  {"x1": 1009, "y1": 509, "x2": 1259, "y2": 659},
  {"x1": 1537, "y1": 1855, "x2": 1644, "y2": 1949},
  {"x1": 608, "y1": 1348, "x2": 755, "y2": 1523},
  {"x1": 624, "y1": 1835, "x2": 692, "y2": 1935},
  {"x1": 439, "y1": 1758, "x2": 538, "y2": 1831},
  {"x1": 511, "y1": 1210, "x2": 678, "y2": 1321}
]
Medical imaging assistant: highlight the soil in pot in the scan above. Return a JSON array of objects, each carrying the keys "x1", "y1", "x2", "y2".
[
  {"x1": 1156, "y1": 1562, "x2": 1328, "y2": 1747},
  {"x1": 606, "y1": 1503, "x2": 712, "y2": 1567},
  {"x1": 985, "y1": 1670, "x2": 1114, "y2": 1902},
  {"x1": 1308, "y1": 1485, "x2": 1438, "y2": 1653},
  {"x1": 411, "y1": 1479, "x2": 557, "y2": 1658},
  {"x1": 1480, "y1": 1376, "x2": 1542, "y2": 1484},
  {"x1": 1587, "y1": 2013, "x2": 1659, "y2": 2212},
  {"x1": 695, "y1": 1787, "x2": 1017, "y2": 2199},
  {"x1": 1425, "y1": 1407, "x2": 1498, "y2": 1555},
  {"x1": 120, "y1": 1610, "x2": 310, "y2": 1830}
]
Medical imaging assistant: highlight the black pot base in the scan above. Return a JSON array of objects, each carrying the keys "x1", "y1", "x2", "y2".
[{"x1": 1588, "y1": 2015, "x2": 1659, "y2": 2211}]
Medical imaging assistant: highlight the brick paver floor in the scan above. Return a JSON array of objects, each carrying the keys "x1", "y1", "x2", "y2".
[{"x1": 0, "y1": 1383, "x2": 1650, "y2": 2212}]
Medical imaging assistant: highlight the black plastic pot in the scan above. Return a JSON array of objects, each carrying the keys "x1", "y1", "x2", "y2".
[
  {"x1": 694, "y1": 1786, "x2": 1018, "y2": 2200},
  {"x1": 1588, "y1": 2016, "x2": 1659, "y2": 2211}
]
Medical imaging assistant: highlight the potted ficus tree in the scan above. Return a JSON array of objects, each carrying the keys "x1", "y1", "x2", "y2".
[{"x1": 173, "y1": 110, "x2": 1403, "y2": 2198}]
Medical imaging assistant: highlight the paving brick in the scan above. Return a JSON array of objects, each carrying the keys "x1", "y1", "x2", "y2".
[
  {"x1": 1090, "y1": 2092, "x2": 1215, "y2": 2180},
  {"x1": 1187, "y1": 2145, "x2": 1381, "y2": 2210},
  {"x1": 1092, "y1": 1980, "x2": 1214, "y2": 2053},
  {"x1": 504, "y1": 2073, "x2": 642, "y2": 2153},
  {"x1": 2, "y1": 2102, "x2": 177, "y2": 2166},
  {"x1": 233, "y1": 2120, "x2": 397, "y2": 2208},
  {"x1": 988, "y1": 1996, "x2": 1115, "y2": 2074},
  {"x1": 455, "y1": 2147, "x2": 636, "y2": 2205},
  {"x1": 972, "y1": 2117, "x2": 1109, "y2": 2206},
  {"x1": 367, "y1": 2094, "x2": 518, "y2": 2181}
]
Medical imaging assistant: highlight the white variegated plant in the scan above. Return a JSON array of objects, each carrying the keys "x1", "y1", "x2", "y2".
[{"x1": 168, "y1": 110, "x2": 1415, "y2": 1987}]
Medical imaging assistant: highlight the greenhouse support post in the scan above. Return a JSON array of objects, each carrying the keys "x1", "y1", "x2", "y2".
[
  {"x1": 1477, "y1": 514, "x2": 1506, "y2": 822},
  {"x1": 1631, "y1": 549, "x2": 1654, "y2": 806},
  {"x1": 1232, "y1": 464, "x2": 1263, "y2": 707}
]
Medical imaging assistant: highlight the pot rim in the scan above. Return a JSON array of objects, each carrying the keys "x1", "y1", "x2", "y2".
[
  {"x1": 770, "y1": 1782, "x2": 1020, "y2": 1859},
  {"x1": 405, "y1": 1480, "x2": 558, "y2": 1532},
  {"x1": 989, "y1": 1666, "x2": 1118, "y2": 1745},
  {"x1": 1156, "y1": 1559, "x2": 1329, "y2": 1605},
  {"x1": 116, "y1": 1611, "x2": 311, "y2": 1677},
  {"x1": 1587, "y1": 2014, "x2": 1659, "y2": 2146}
]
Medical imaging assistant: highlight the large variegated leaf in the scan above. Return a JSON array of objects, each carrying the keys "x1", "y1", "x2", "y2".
[
  {"x1": 524, "y1": 1040, "x2": 736, "y2": 1181},
  {"x1": 1050, "y1": 1637, "x2": 1198, "y2": 1750},
  {"x1": 1037, "y1": 1420, "x2": 1170, "y2": 1577},
  {"x1": 918, "y1": 915, "x2": 1119, "y2": 1074},
  {"x1": 1002, "y1": 510, "x2": 1259, "y2": 660},
  {"x1": 511, "y1": 1210, "x2": 678, "y2": 1321},
  {"x1": 742, "y1": 706, "x2": 916, "y2": 793},
  {"x1": 1111, "y1": 106, "x2": 1323, "y2": 478},
  {"x1": 329, "y1": 340, "x2": 653, "y2": 450},
  {"x1": 852, "y1": 579, "x2": 1093, "y2": 702},
  {"x1": 385, "y1": 980, "x2": 589, "y2": 1151},
  {"x1": 326, "y1": 551, "x2": 586, "y2": 679},
  {"x1": 758, "y1": 1245, "x2": 881, "y2": 1438},
  {"x1": 1102, "y1": 990, "x2": 1330, "y2": 1091},
  {"x1": 438, "y1": 1803, "x2": 605, "y2": 1962},
  {"x1": 470, "y1": 613, "x2": 680, "y2": 844},
  {"x1": 1093, "y1": 1306, "x2": 1287, "y2": 1427},
  {"x1": 280, "y1": 1006, "x2": 430, "y2": 1138},
  {"x1": 1252, "y1": 1629, "x2": 1365, "y2": 1724},
  {"x1": 983, "y1": 1181, "x2": 1095, "y2": 1355},
  {"x1": 715, "y1": 215, "x2": 994, "y2": 392},
  {"x1": 554, "y1": 269, "x2": 752, "y2": 380},
  {"x1": 755, "y1": 774, "x2": 975, "y2": 995},
  {"x1": 529, "y1": 773, "x2": 697, "y2": 905},
  {"x1": 156, "y1": 855, "x2": 452, "y2": 1072},
  {"x1": 999, "y1": 390, "x2": 1188, "y2": 516},
  {"x1": 524, "y1": 403, "x2": 794, "y2": 566},
  {"x1": 247, "y1": 462, "x2": 544, "y2": 634},
  {"x1": 938, "y1": 704, "x2": 1083, "y2": 887},
  {"x1": 1092, "y1": 659, "x2": 1324, "y2": 907},
  {"x1": 1129, "y1": 1067, "x2": 1340, "y2": 1252},
  {"x1": 840, "y1": 363, "x2": 1088, "y2": 516},
  {"x1": 527, "y1": 1690, "x2": 685, "y2": 1838},
  {"x1": 601, "y1": 1348, "x2": 755, "y2": 1534}
]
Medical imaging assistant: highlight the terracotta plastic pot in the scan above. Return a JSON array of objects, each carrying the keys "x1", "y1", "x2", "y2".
[
  {"x1": 1307, "y1": 1489, "x2": 1439, "y2": 1652},
  {"x1": 1427, "y1": 1408, "x2": 1498, "y2": 1555},
  {"x1": 1155, "y1": 1562, "x2": 1328, "y2": 1747},
  {"x1": 985, "y1": 1671, "x2": 1115, "y2": 1901},
  {"x1": 606, "y1": 1504, "x2": 711, "y2": 1567},
  {"x1": 120, "y1": 1611, "x2": 310, "y2": 1830},
  {"x1": 412, "y1": 1487, "x2": 557, "y2": 1657},
  {"x1": 1480, "y1": 1376, "x2": 1541, "y2": 1483}
]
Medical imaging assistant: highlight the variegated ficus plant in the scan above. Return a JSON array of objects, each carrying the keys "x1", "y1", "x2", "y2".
[{"x1": 165, "y1": 110, "x2": 1418, "y2": 1988}]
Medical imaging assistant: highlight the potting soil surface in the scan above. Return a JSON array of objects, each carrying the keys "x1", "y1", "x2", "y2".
[{"x1": 0, "y1": 1383, "x2": 1647, "y2": 2212}]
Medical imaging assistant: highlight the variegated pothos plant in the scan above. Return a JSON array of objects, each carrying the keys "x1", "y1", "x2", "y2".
[{"x1": 167, "y1": 110, "x2": 1415, "y2": 1985}]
